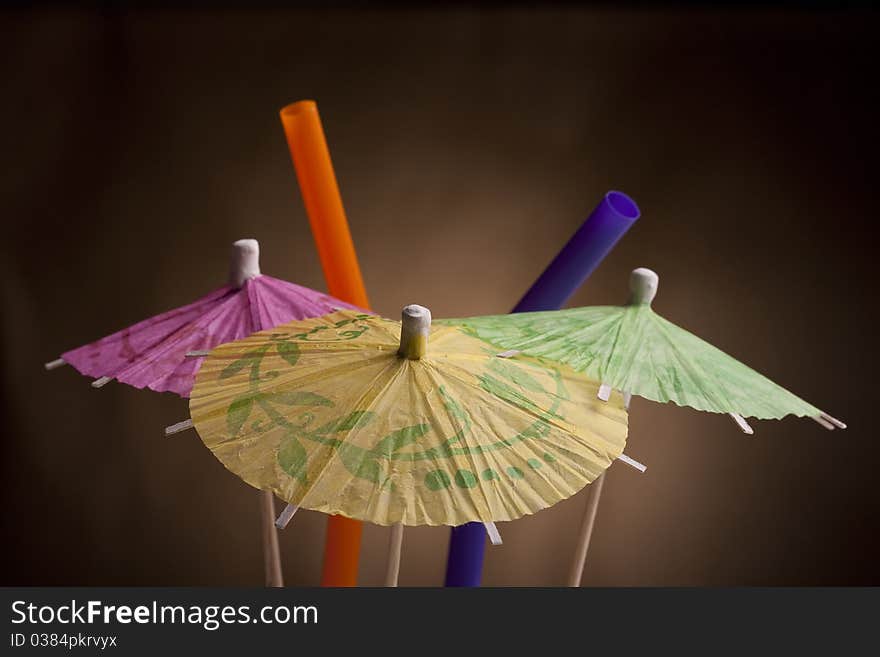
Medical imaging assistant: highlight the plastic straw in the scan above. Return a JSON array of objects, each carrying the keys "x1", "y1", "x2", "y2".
[
  {"x1": 443, "y1": 190, "x2": 641, "y2": 587},
  {"x1": 514, "y1": 191, "x2": 641, "y2": 312},
  {"x1": 280, "y1": 99, "x2": 370, "y2": 587}
]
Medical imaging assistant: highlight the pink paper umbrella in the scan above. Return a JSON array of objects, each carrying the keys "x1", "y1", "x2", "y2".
[{"x1": 45, "y1": 239, "x2": 367, "y2": 586}]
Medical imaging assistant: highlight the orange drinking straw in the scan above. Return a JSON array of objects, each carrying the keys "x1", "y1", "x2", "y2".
[
  {"x1": 280, "y1": 100, "x2": 369, "y2": 587},
  {"x1": 280, "y1": 101, "x2": 371, "y2": 308}
]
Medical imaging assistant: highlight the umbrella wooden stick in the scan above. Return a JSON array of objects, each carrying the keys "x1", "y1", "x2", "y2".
[
  {"x1": 567, "y1": 471, "x2": 607, "y2": 587},
  {"x1": 384, "y1": 524, "x2": 404, "y2": 587},
  {"x1": 381, "y1": 305, "x2": 433, "y2": 586},
  {"x1": 260, "y1": 491, "x2": 284, "y2": 587},
  {"x1": 569, "y1": 380, "x2": 637, "y2": 587}
]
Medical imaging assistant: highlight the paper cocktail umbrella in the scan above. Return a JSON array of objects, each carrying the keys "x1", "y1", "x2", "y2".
[
  {"x1": 45, "y1": 239, "x2": 365, "y2": 586},
  {"x1": 441, "y1": 268, "x2": 843, "y2": 427},
  {"x1": 47, "y1": 240, "x2": 363, "y2": 397},
  {"x1": 439, "y1": 267, "x2": 846, "y2": 584},
  {"x1": 185, "y1": 305, "x2": 630, "y2": 582}
]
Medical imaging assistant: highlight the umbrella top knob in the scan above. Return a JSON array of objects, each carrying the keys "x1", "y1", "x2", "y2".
[
  {"x1": 629, "y1": 267, "x2": 659, "y2": 305},
  {"x1": 229, "y1": 239, "x2": 262, "y2": 288},
  {"x1": 398, "y1": 304, "x2": 431, "y2": 360}
]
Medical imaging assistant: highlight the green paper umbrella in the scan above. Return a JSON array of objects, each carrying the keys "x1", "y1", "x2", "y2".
[
  {"x1": 439, "y1": 267, "x2": 845, "y2": 585},
  {"x1": 440, "y1": 268, "x2": 843, "y2": 431}
]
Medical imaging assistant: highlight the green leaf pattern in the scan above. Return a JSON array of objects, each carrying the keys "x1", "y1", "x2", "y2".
[{"x1": 221, "y1": 319, "x2": 572, "y2": 492}]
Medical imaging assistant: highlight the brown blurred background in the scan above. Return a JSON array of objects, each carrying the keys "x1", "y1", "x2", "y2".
[{"x1": 1, "y1": 6, "x2": 877, "y2": 586}]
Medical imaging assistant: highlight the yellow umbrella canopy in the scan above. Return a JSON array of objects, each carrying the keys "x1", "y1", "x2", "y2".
[{"x1": 189, "y1": 307, "x2": 628, "y2": 526}]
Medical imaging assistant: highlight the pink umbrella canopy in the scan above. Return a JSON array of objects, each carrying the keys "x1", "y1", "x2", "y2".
[{"x1": 50, "y1": 239, "x2": 367, "y2": 397}]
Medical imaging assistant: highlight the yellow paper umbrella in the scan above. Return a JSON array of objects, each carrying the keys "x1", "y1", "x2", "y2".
[{"x1": 189, "y1": 306, "x2": 628, "y2": 528}]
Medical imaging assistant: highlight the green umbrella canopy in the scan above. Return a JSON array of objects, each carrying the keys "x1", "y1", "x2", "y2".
[{"x1": 438, "y1": 268, "x2": 844, "y2": 432}]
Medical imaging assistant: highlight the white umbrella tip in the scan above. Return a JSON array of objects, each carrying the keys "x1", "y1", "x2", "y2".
[
  {"x1": 229, "y1": 239, "x2": 261, "y2": 288},
  {"x1": 232, "y1": 238, "x2": 259, "y2": 253},
  {"x1": 401, "y1": 304, "x2": 432, "y2": 327},
  {"x1": 399, "y1": 305, "x2": 432, "y2": 359},
  {"x1": 629, "y1": 268, "x2": 659, "y2": 305}
]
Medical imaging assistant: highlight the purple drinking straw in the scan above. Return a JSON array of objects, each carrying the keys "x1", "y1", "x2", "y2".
[{"x1": 443, "y1": 190, "x2": 641, "y2": 587}]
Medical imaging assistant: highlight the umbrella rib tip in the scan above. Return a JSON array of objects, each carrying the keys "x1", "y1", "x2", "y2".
[
  {"x1": 728, "y1": 413, "x2": 754, "y2": 435},
  {"x1": 275, "y1": 504, "x2": 299, "y2": 529},
  {"x1": 819, "y1": 413, "x2": 846, "y2": 430},
  {"x1": 164, "y1": 418, "x2": 194, "y2": 436},
  {"x1": 484, "y1": 522, "x2": 503, "y2": 546},
  {"x1": 617, "y1": 453, "x2": 647, "y2": 472}
]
